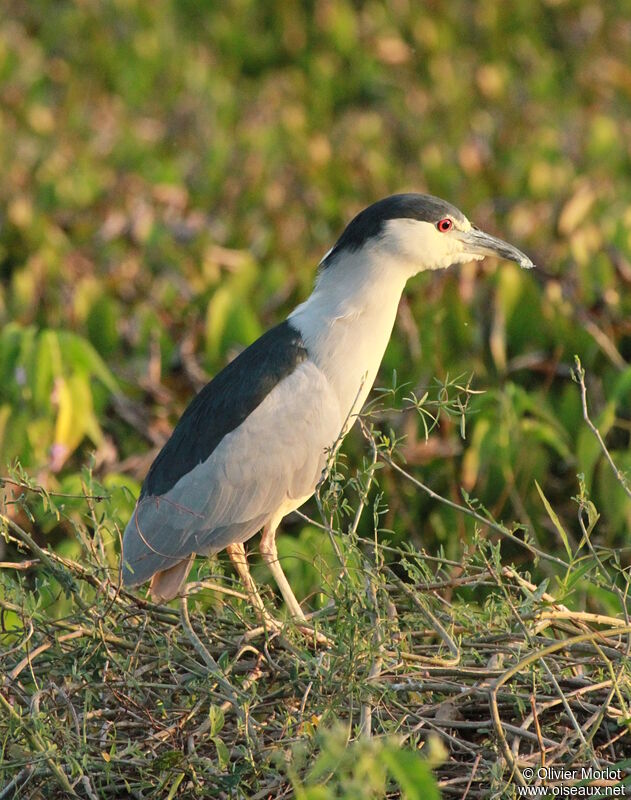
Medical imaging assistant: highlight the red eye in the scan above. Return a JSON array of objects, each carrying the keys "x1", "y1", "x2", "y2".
[{"x1": 437, "y1": 218, "x2": 453, "y2": 232}]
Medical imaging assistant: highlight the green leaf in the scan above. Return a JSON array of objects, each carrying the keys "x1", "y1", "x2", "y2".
[
  {"x1": 535, "y1": 480, "x2": 572, "y2": 560},
  {"x1": 380, "y1": 747, "x2": 441, "y2": 800},
  {"x1": 205, "y1": 285, "x2": 233, "y2": 363},
  {"x1": 57, "y1": 331, "x2": 119, "y2": 394},
  {"x1": 208, "y1": 704, "x2": 225, "y2": 737},
  {"x1": 561, "y1": 560, "x2": 597, "y2": 594},
  {"x1": 30, "y1": 331, "x2": 54, "y2": 412},
  {"x1": 152, "y1": 750, "x2": 183, "y2": 769},
  {"x1": 213, "y1": 736, "x2": 230, "y2": 770},
  {"x1": 299, "y1": 789, "x2": 330, "y2": 800}
]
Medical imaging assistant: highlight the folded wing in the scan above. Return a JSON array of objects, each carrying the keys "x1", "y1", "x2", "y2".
[{"x1": 122, "y1": 358, "x2": 341, "y2": 587}]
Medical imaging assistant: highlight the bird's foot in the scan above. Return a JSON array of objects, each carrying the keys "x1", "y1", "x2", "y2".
[
  {"x1": 295, "y1": 623, "x2": 333, "y2": 647},
  {"x1": 243, "y1": 611, "x2": 332, "y2": 647},
  {"x1": 257, "y1": 607, "x2": 285, "y2": 635}
]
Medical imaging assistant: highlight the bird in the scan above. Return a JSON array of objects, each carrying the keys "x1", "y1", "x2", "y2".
[{"x1": 121, "y1": 193, "x2": 533, "y2": 625}]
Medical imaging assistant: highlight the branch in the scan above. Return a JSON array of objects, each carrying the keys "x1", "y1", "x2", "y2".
[{"x1": 574, "y1": 356, "x2": 631, "y2": 502}]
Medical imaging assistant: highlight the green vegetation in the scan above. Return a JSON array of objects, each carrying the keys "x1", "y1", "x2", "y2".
[
  {"x1": 2, "y1": 447, "x2": 631, "y2": 797},
  {"x1": 2, "y1": 1, "x2": 631, "y2": 797}
]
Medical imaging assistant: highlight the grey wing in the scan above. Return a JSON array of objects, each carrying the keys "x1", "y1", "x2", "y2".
[{"x1": 122, "y1": 361, "x2": 342, "y2": 586}]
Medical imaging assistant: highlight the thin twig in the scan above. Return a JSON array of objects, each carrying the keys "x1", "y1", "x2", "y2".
[
  {"x1": 178, "y1": 596, "x2": 257, "y2": 746},
  {"x1": 574, "y1": 356, "x2": 631, "y2": 501},
  {"x1": 382, "y1": 455, "x2": 568, "y2": 568}
]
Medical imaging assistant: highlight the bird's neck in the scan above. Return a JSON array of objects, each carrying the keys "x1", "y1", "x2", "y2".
[{"x1": 289, "y1": 248, "x2": 408, "y2": 424}]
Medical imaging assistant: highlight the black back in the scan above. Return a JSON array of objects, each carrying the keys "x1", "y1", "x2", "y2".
[
  {"x1": 322, "y1": 193, "x2": 466, "y2": 266},
  {"x1": 142, "y1": 320, "x2": 307, "y2": 497}
]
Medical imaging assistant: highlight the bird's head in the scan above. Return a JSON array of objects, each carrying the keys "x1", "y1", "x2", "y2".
[{"x1": 320, "y1": 193, "x2": 534, "y2": 276}]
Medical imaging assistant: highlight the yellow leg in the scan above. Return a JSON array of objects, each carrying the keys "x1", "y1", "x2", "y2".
[
  {"x1": 226, "y1": 542, "x2": 279, "y2": 630},
  {"x1": 259, "y1": 524, "x2": 307, "y2": 621},
  {"x1": 259, "y1": 524, "x2": 332, "y2": 647}
]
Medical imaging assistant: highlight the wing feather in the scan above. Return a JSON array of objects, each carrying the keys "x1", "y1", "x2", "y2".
[{"x1": 122, "y1": 361, "x2": 341, "y2": 586}]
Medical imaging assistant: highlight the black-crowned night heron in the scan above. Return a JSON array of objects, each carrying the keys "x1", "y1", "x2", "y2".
[{"x1": 122, "y1": 194, "x2": 533, "y2": 622}]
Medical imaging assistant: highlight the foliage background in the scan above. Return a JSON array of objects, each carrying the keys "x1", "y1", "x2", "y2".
[
  {"x1": 2, "y1": 1, "x2": 631, "y2": 796},
  {"x1": 2, "y1": 0, "x2": 631, "y2": 565}
]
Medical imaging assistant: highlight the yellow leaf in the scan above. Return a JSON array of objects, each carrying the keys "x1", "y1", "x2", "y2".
[{"x1": 52, "y1": 375, "x2": 103, "y2": 470}]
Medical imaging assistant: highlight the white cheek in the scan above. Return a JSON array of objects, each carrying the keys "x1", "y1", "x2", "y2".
[{"x1": 382, "y1": 219, "x2": 459, "y2": 272}]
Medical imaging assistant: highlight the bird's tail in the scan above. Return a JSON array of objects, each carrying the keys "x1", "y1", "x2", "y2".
[{"x1": 149, "y1": 553, "x2": 195, "y2": 602}]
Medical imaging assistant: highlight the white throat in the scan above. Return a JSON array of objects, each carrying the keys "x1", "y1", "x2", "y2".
[{"x1": 289, "y1": 244, "x2": 408, "y2": 426}]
